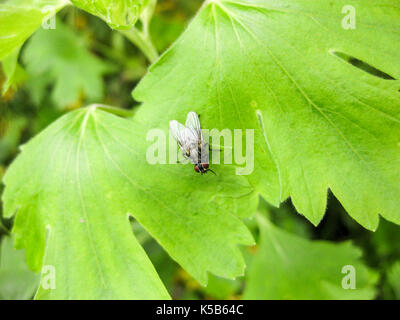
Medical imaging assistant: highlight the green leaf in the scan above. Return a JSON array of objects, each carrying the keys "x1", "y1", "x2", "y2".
[
  {"x1": 243, "y1": 214, "x2": 378, "y2": 299},
  {"x1": 370, "y1": 218, "x2": 400, "y2": 259},
  {"x1": 0, "y1": 116, "x2": 28, "y2": 163},
  {"x1": 70, "y1": 0, "x2": 148, "y2": 30},
  {"x1": 387, "y1": 262, "x2": 400, "y2": 299},
  {"x1": 133, "y1": 0, "x2": 400, "y2": 230},
  {"x1": 1, "y1": 47, "x2": 27, "y2": 95},
  {"x1": 202, "y1": 274, "x2": 241, "y2": 299},
  {"x1": 22, "y1": 19, "x2": 113, "y2": 108},
  {"x1": 2, "y1": 105, "x2": 255, "y2": 299},
  {"x1": 118, "y1": 0, "x2": 159, "y2": 63},
  {"x1": 0, "y1": 0, "x2": 67, "y2": 61},
  {"x1": 0, "y1": 235, "x2": 39, "y2": 300}
]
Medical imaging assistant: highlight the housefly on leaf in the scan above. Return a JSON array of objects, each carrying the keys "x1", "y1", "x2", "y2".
[{"x1": 170, "y1": 111, "x2": 216, "y2": 175}]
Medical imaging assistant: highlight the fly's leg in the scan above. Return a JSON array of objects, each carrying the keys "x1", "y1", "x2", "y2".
[{"x1": 206, "y1": 168, "x2": 217, "y2": 175}]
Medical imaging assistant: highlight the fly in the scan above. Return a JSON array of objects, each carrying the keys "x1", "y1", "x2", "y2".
[{"x1": 170, "y1": 111, "x2": 216, "y2": 175}]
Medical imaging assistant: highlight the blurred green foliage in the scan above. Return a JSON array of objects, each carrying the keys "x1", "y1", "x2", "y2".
[
  {"x1": 0, "y1": 0, "x2": 399, "y2": 300},
  {"x1": 0, "y1": 235, "x2": 39, "y2": 300},
  {"x1": 23, "y1": 18, "x2": 114, "y2": 108}
]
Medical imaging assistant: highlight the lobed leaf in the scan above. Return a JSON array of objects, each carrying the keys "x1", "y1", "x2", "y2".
[
  {"x1": 133, "y1": 0, "x2": 400, "y2": 230},
  {"x1": 2, "y1": 105, "x2": 255, "y2": 299}
]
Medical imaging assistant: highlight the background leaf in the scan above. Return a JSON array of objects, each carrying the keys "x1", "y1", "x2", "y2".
[
  {"x1": 133, "y1": 0, "x2": 400, "y2": 230},
  {"x1": 387, "y1": 262, "x2": 400, "y2": 299},
  {"x1": 1, "y1": 47, "x2": 27, "y2": 96},
  {"x1": 0, "y1": 115, "x2": 28, "y2": 163},
  {"x1": 0, "y1": 235, "x2": 39, "y2": 300},
  {"x1": 243, "y1": 214, "x2": 378, "y2": 299},
  {"x1": 22, "y1": 19, "x2": 113, "y2": 108}
]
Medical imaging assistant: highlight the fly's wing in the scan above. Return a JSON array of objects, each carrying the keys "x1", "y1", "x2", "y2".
[
  {"x1": 181, "y1": 127, "x2": 200, "y2": 164},
  {"x1": 185, "y1": 111, "x2": 203, "y2": 141},
  {"x1": 186, "y1": 111, "x2": 210, "y2": 164},
  {"x1": 169, "y1": 120, "x2": 186, "y2": 148},
  {"x1": 170, "y1": 120, "x2": 198, "y2": 162}
]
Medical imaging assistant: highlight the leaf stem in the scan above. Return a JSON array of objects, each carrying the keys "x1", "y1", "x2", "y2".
[{"x1": 121, "y1": 28, "x2": 159, "y2": 64}]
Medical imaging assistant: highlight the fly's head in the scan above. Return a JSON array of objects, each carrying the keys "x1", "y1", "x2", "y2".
[{"x1": 194, "y1": 163, "x2": 215, "y2": 175}]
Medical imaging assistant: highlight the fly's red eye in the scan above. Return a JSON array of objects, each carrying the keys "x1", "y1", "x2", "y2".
[
  {"x1": 202, "y1": 163, "x2": 209, "y2": 169},
  {"x1": 194, "y1": 165, "x2": 200, "y2": 172}
]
